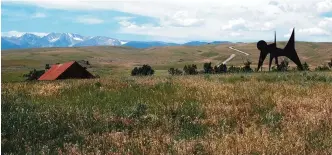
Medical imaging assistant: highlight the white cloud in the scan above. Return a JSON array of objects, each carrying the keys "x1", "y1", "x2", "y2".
[
  {"x1": 318, "y1": 17, "x2": 332, "y2": 27},
  {"x1": 32, "y1": 12, "x2": 46, "y2": 18},
  {"x1": 2, "y1": 30, "x2": 49, "y2": 37},
  {"x1": 3, "y1": 0, "x2": 332, "y2": 42},
  {"x1": 316, "y1": 0, "x2": 332, "y2": 13},
  {"x1": 230, "y1": 32, "x2": 242, "y2": 37},
  {"x1": 160, "y1": 11, "x2": 205, "y2": 27},
  {"x1": 76, "y1": 16, "x2": 104, "y2": 24},
  {"x1": 298, "y1": 27, "x2": 330, "y2": 36}
]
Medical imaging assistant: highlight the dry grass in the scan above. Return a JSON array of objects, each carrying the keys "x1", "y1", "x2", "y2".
[{"x1": 2, "y1": 72, "x2": 332, "y2": 154}]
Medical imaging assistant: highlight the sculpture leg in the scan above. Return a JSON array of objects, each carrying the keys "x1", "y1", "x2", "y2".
[
  {"x1": 287, "y1": 52, "x2": 303, "y2": 70},
  {"x1": 269, "y1": 56, "x2": 274, "y2": 71}
]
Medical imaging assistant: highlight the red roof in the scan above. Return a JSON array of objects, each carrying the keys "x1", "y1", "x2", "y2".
[{"x1": 38, "y1": 61, "x2": 75, "y2": 80}]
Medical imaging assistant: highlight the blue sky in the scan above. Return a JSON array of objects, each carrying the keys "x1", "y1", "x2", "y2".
[{"x1": 2, "y1": 0, "x2": 332, "y2": 43}]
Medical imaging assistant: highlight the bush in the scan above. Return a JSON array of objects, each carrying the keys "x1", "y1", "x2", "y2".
[
  {"x1": 131, "y1": 64, "x2": 155, "y2": 76},
  {"x1": 328, "y1": 59, "x2": 332, "y2": 68},
  {"x1": 241, "y1": 60, "x2": 253, "y2": 72},
  {"x1": 272, "y1": 58, "x2": 289, "y2": 72},
  {"x1": 183, "y1": 64, "x2": 198, "y2": 75},
  {"x1": 214, "y1": 64, "x2": 227, "y2": 74},
  {"x1": 23, "y1": 69, "x2": 45, "y2": 81},
  {"x1": 203, "y1": 62, "x2": 213, "y2": 74},
  {"x1": 45, "y1": 64, "x2": 50, "y2": 70},
  {"x1": 168, "y1": 68, "x2": 183, "y2": 75},
  {"x1": 315, "y1": 64, "x2": 330, "y2": 71},
  {"x1": 300, "y1": 62, "x2": 310, "y2": 71},
  {"x1": 228, "y1": 65, "x2": 242, "y2": 73}
]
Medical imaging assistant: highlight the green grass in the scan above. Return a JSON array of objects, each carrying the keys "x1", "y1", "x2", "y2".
[{"x1": 2, "y1": 72, "x2": 332, "y2": 154}]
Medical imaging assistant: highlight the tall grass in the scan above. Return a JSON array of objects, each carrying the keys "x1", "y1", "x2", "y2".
[{"x1": 2, "y1": 72, "x2": 332, "y2": 154}]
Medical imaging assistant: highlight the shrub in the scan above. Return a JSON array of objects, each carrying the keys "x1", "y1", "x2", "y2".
[
  {"x1": 300, "y1": 62, "x2": 310, "y2": 71},
  {"x1": 328, "y1": 59, "x2": 332, "y2": 68},
  {"x1": 45, "y1": 64, "x2": 50, "y2": 70},
  {"x1": 315, "y1": 64, "x2": 330, "y2": 71},
  {"x1": 214, "y1": 64, "x2": 227, "y2": 73},
  {"x1": 23, "y1": 69, "x2": 45, "y2": 81},
  {"x1": 272, "y1": 58, "x2": 289, "y2": 72},
  {"x1": 183, "y1": 64, "x2": 198, "y2": 75},
  {"x1": 203, "y1": 62, "x2": 213, "y2": 74},
  {"x1": 131, "y1": 64, "x2": 155, "y2": 76},
  {"x1": 228, "y1": 65, "x2": 242, "y2": 73},
  {"x1": 168, "y1": 68, "x2": 183, "y2": 75},
  {"x1": 241, "y1": 60, "x2": 253, "y2": 72}
]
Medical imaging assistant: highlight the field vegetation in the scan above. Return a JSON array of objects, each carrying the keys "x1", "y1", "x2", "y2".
[
  {"x1": 2, "y1": 43, "x2": 332, "y2": 154},
  {"x1": 2, "y1": 72, "x2": 332, "y2": 154}
]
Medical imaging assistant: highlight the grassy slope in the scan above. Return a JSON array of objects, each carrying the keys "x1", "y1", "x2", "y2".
[
  {"x1": 2, "y1": 42, "x2": 332, "y2": 82},
  {"x1": 2, "y1": 72, "x2": 332, "y2": 154}
]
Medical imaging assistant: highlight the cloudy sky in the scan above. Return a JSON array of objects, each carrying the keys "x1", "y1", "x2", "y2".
[{"x1": 1, "y1": 0, "x2": 332, "y2": 43}]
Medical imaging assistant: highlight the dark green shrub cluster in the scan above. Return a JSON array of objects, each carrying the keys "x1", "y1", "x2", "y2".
[
  {"x1": 328, "y1": 59, "x2": 332, "y2": 68},
  {"x1": 168, "y1": 68, "x2": 183, "y2": 75},
  {"x1": 227, "y1": 65, "x2": 242, "y2": 73},
  {"x1": 23, "y1": 69, "x2": 45, "y2": 81},
  {"x1": 131, "y1": 64, "x2": 155, "y2": 76},
  {"x1": 203, "y1": 62, "x2": 213, "y2": 74},
  {"x1": 214, "y1": 64, "x2": 227, "y2": 73},
  {"x1": 183, "y1": 64, "x2": 198, "y2": 75},
  {"x1": 301, "y1": 62, "x2": 310, "y2": 71}
]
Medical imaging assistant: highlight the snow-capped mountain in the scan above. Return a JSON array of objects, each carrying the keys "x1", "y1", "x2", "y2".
[
  {"x1": 1, "y1": 32, "x2": 122, "y2": 50},
  {"x1": 1, "y1": 32, "x2": 232, "y2": 50},
  {"x1": 74, "y1": 36, "x2": 121, "y2": 47}
]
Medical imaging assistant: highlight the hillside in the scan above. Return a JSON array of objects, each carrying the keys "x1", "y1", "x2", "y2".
[{"x1": 2, "y1": 42, "x2": 332, "y2": 82}]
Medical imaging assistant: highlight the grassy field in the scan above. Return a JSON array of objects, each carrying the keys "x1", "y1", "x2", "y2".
[
  {"x1": 2, "y1": 72, "x2": 332, "y2": 154},
  {"x1": 1, "y1": 43, "x2": 332, "y2": 154}
]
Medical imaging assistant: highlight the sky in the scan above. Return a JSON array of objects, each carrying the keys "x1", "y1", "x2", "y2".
[{"x1": 1, "y1": 0, "x2": 332, "y2": 43}]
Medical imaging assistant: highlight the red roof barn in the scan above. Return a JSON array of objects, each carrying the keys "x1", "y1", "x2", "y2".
[{"x1": 38, "y1": 61, "x2": 94, "y2": 80}]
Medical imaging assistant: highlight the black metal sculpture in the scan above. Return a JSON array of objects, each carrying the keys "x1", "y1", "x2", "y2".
[{"x1": 256, "y1": 28, "x2": 303, "y2": 71}]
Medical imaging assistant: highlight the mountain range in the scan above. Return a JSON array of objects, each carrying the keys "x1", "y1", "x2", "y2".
[{"x1": 1, "y1": 32, "x2": 231, "y2": 50}]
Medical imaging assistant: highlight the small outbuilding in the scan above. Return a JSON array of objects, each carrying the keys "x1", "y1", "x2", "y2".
[{"x1": 38, "y1": 61, "x2": 94, "y2": 80}]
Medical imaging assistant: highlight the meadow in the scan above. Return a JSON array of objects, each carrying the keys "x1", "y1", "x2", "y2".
[
  {"x1": 2, "y1": 42, "x2": 332, "y2": 154},
  {"x1": 2, "y1": 72, "x2": 332, "y2": 154}
]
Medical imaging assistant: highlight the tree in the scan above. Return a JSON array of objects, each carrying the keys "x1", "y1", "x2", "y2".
[
  {"x1": 214, "y1": 64, "x2": 227, "y2": 73},
  {"x1": 23, "y1": 69, "x2": 45, "y2": 81},
  {"x1": 45, "y1": 64, "x2": 50, "y2": 70},
  {"x1": 203, "y1": 62, "x2": 213, "y2": 74},
  {"x1": 183, "y1": 64, "x2": 198, "y2": 75}
]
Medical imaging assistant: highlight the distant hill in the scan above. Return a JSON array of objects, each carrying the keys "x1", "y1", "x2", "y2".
[
  {"x1": 183, "y1": 41, "x2": 231, "y2": 46},
  {"x1": 123, "y1": 41, "x2": 179, "y2": 48}
]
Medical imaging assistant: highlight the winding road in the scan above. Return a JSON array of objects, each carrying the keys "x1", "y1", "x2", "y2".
[
  {"x1": 228, "y1": 46, "x2": 250, "y2": 56},
  {"x1": 218, "y1": 46, "x2": 250, "y2": 66}
]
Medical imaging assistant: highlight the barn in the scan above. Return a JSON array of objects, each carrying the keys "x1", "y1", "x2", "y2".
[{"x1": 38, "y1": 61, "x2": 94, "y2": 80}]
